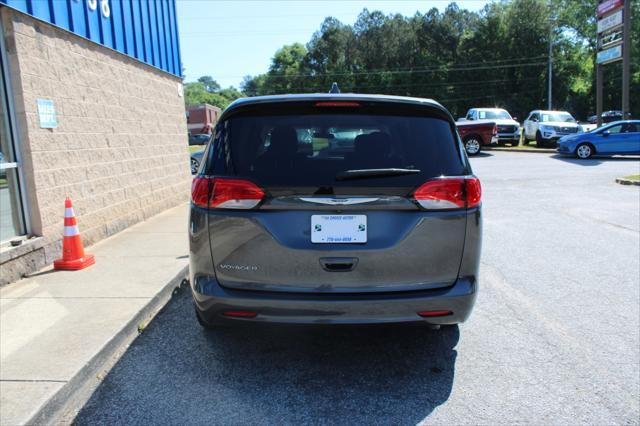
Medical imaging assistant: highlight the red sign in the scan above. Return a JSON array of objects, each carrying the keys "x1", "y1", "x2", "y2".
[{"x1": 597, "y1": 0, "x2": 623, "y2": 18}]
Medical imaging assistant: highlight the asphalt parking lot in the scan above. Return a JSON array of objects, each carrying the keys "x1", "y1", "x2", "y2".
[{"x1": 74, "y1": 152, "x2": 639, "y2": 425}]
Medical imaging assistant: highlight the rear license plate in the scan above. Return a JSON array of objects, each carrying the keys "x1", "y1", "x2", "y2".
[{"x1": 311, "y1": 215, "x2": 367, "y2": 243}]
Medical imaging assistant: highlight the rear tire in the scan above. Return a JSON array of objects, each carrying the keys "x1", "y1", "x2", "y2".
[
  {"x1": 575, "y1": 143, "x2": 594, "y2": 159},
  {"x1": 191, "y1": 158, "x2": 200, "y2": 175},
  {"x1": 463, "y1": 136, "x2": 482, "y2": 156}
]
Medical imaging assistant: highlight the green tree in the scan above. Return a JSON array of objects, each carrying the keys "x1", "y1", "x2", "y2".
[
  {"x1": 240, "y1": 75, "x2": 263, "y2": 96},
  {"x1": 261, "y1": 43, "x2": 309, "y2": 94},
  {"x1": 184, "y1": 80, "x2": 238, "y2": 110},
  {"x1": 305, "y1": 17, "x2": 358, "y2": 92},
  {"x1": 197, "y1": 75, "x2": 221, "y2": 93},
  {"x1": 240, "y1": 1, "x2": 639, "y2": 119}
]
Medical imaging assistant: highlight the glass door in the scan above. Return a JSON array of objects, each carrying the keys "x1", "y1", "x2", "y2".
[{"x1": 0, "y1": 22, "x2": 27, "y2": 243}]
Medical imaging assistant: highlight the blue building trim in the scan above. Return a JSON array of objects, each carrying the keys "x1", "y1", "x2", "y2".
[
  {"x1": 0, "y1": 0, "x2": 182, "y2": 78},
  {"x1": 140, "y1": 0, "x2": 152, "y2": 64},
  {"x1": 121, "y1": 0, "x2": 135, "y2": 56},
  {"x1": 168, "y1": 0, "x2": 181, "y2": 76}
]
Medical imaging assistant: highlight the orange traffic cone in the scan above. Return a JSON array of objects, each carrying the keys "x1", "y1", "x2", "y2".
[{"x1": 53, "y1": 197, "x2": 95, "y2": 270}]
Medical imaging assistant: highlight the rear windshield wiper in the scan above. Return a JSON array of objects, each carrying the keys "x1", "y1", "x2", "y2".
[{"x1": 335, "y1": 168, "x2": 421, "y2": 181}]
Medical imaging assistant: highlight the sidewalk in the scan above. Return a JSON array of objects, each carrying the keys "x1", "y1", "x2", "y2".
[{"x1": 0, "y1": 203, "x2": 189, "y2": 425}]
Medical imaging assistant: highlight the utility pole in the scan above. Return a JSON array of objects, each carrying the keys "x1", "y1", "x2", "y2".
[
  {"x1": 621, "y1": 0, "x2": 631, "y2": 119},
  {"x1": 597, "y1": 66, "x2": 603, "y2": 127},
  {"x1": 547, "y1": 18, "x2": 553, "y2": 110}
]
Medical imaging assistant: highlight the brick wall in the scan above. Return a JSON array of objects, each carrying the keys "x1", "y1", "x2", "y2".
[{"x1": 1, "y1": 8, "x2": 191, "y2": 283}]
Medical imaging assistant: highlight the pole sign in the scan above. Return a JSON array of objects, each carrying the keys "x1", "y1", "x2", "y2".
[
  {"x1": 597, "y1": 44, "x2": 622, "y2": 64},
  {"x1": 596, "y1": 0, "x2": 631, "y2": 124},
  {"x1": 599, "y1": 29, "x2": 623, "y2": 49},
  {"x1": 597, "y1": 0, "x2": 623, "y2": 18},
  {"x1": 597, "y1": 9, "x2": 623, "y2": 33}
]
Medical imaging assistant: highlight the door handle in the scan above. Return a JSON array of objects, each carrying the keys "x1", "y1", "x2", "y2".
[{"x1": 319, "y1": 257, "x2": 358, "y2": 272}]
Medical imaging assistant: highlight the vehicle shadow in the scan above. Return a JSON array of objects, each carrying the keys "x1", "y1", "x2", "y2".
[
  {"x1": 472, "y1": 152, "x2": 494, "y2": 158},
  {"x1": 208, "y1": 323, "x2": 458, "y2": 424},
  {"x1": 74, "y1": 287, "x2": 459, "y2": 425},
  {"x1": 551, "y1": 154, "x2": 640, "y2": 166}
]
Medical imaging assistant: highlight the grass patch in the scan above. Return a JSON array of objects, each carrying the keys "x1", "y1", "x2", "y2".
[
  {"x1": 491, "y1": 139, "x2": 556, "y2": 151},
  {"x1": 312, "y1": 137, "x2": 329, "y2": 152},
  {"x1": 622, "y1": 175, "x2": 640, "y2": 181},
  {"x1": 509, "y1": 143, "x2": 546, "y2": 150}
]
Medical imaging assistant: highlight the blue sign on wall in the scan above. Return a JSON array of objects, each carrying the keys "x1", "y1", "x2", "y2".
[
  {"x1": 36, "y1": 99, "x2": 57, "y2": 128},
  {"x1": 0, "y1": 0, "x2": 182, "y2": 78}
]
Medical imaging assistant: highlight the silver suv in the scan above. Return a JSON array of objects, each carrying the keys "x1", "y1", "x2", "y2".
[
  {"x1": 189, "y1": 93, "x2": 482, "y2": 328},
  {"x1": 523, "y1": 110, "x2": 580, "y2": 147}
]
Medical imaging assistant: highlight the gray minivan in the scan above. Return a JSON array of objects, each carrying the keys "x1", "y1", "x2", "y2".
[{"x1": 189, "y1": 93, "x2": 482, "y2": 328}]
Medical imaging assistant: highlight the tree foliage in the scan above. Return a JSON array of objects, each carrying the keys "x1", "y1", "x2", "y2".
[
  {"x1": 184, "y1": 76, "x2": 242, "y2": 110},
  {"x1": 241, "y1": 0, "x2": 638, "y2": 120},
  {"x1": 197, "y1": 75, "x2": 221, "y2": 93}
]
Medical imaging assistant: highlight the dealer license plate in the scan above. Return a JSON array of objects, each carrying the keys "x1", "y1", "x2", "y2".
[{"x1": 311, "y1": 215, "x2": 367, "y2": 243}]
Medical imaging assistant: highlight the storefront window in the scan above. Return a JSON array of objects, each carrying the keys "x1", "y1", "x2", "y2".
[{"x1": 0, "y1": 33, "x2": 27, "y2": 243}]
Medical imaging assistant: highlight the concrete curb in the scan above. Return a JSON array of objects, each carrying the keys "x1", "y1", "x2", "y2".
[
  {"x1": 487, "y1": 147, "x2": 557, "y2": 154},
  {"x1": 615, "y1": 177, "x2": 640, "y2": 186},
  {"x1": 26, "y1": 265, "x2": 189, "y2": 426}
]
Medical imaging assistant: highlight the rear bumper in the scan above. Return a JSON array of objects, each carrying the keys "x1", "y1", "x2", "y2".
[{"x1": 191, "y1": 275, "x2": 477, "y2": 325}]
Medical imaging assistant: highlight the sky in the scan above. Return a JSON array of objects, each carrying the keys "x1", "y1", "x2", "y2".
[{"x1": 176, "y1": 0, "x2": 492, "y2": 89}]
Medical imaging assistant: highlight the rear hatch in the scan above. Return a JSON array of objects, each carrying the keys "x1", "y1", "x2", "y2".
[{"x1": 195, "y1": 99, "x2": 477, "y2": 293}]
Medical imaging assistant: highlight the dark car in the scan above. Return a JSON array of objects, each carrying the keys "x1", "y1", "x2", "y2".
[
  {"x1": 189, "y1": 93, "x2": 482, "y2": 328},
  {"x1": 188, "y1": 133, "x2": 211, "y2": 146},
  {"x1": 587, "y1": 111, "x2": 627, "y2": 125},
  {"x1": 190, "y1": 149, "x2": 204, "y2": 174}
]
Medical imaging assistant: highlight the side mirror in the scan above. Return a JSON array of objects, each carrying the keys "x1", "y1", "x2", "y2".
[
  {"x1": 513, "y1": 117, "x2": 518, "y2": 122},
  {"x1": 602, "y1": 130, "x2": 610, "y2": 137}
]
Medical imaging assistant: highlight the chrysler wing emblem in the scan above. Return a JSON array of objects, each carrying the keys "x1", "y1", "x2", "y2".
[{"x1": 299, "y1": 198, "x2": 379, "y2": 205}]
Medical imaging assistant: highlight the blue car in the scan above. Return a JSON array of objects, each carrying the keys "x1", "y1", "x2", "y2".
[{"x1": 558, "y1": 120, "x2": 640, "y2": 159}]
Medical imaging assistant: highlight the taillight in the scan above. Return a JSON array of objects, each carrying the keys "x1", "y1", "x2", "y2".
[
  {"x1": 315, "y1": 101, "x2": 361, "y2": 107},
  {"x1": 223, "y1": 310, "x2": 258, "y2": 318},
  {"x1": 465, "y1": 178, "x2": 482, "y2": 208},
  {"x1": 191, "y1": 177, "x2": 264, "y2": 209},
  {"x1": 493, "y1": 124, "x2": 498, "y2": 135},
  {"x1": 413, "y1": 177, "x2": 482, "y2": 210},
  {"x1": 418, "y1": 310, "x2": 453, "y2": 317},
  {"x1": 191, "y1": 177, "x2": 211, "y2": 208},
  {"x1": 211, "y1": 178, "x2": 264, "y2": 209}
]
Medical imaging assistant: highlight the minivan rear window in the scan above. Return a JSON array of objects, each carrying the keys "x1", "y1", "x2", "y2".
[{"x1": 208, "y1": 107, "x2": 466, "y2": 189}]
